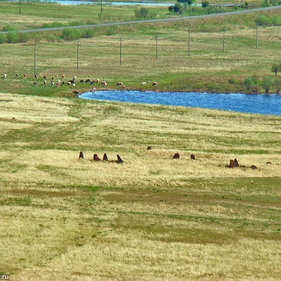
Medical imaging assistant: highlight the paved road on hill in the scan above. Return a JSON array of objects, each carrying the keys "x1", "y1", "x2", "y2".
[{"x1": 1, "y1": 5, "x2": 281, "y2": 34}]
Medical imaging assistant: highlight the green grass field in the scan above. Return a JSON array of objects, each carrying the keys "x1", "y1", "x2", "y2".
[
  {"x1": 0, "y1": 3, "x2": 281, "y2": 280},
  {"x1": 1, "y1": 4, "x2": 281, "y2": 94}
]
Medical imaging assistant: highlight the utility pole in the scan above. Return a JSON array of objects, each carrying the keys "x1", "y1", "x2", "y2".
[
  {"x1": 222, "y1": 30, "x2": 225, "y2": 52},
  {"x1": 33, "y1": 42, "x2": 37, "y2": 76},
  {"x1": 256, "y1": 25, "x2": 259, "y2": 49},
  {"x1": 155, "y1": 33, "x2": 158, "y2": 61},
  {"x1": 187, "y1": 30, "x2": 190, "y2": 56},
  {"x1": 76, "y1": 41, "x2": 80, "y2": 70},
  {"x1": 120, "y1": 38, "x2": 122, "y2": 65}
]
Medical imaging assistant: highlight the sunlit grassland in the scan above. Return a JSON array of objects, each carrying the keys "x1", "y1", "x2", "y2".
[
  {"x1": 0, "y1": 93, "x2": 280, "y2": 280},
  {"x1": 2, "y1": 24, "x2": 281, "y2": 94},
  {"x1": 0, "y1": 4, "x2": 281, "y2": 280}
]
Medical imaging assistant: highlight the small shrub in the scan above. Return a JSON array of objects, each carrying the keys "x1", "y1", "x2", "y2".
[
  {"x1": 173, "y1": 3, "x2": 183, "y2": 13},
  {"x1": 274, "y1": 77, "x2": 281, "y2": 93},
  {"x1": 135, "y1": 7, "x2": 156, "y2": 19},
  {"x1": 6, "y1": 32, "x2": 19, "y2": 43},
  {"x1": 262, "y1": 76, "x2": 273, "y2": 93},
  {"x1": 42, "y1": 22, "x2": 64, "y2": 28},
  {"x1": 2, "y1": 25, "x2": 17, "y2": 32},
  {"x1": 82, "y1": 29, "x2": 95, "y2": 38},
  {"x1": 62, "y1": 29, "x2": 82, "y2": 41},
  {"x1": 271, "y1": 63, "x2": 281, "y2": 76},
  {"x1": 244, "y1": 75, "x2": 260, "y2": 92},
  {"x1": 201, "y1": 1, "x2": 209, "y2": 8},
  {"x1": 255, "y1": 15, "x2": 272, "y2": 26},
  {"x1": 0, "y1": 34, "x2": 7, "y2": 44}
]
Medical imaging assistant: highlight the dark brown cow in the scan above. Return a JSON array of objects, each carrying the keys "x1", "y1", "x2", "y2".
[
  {"x1": 226, "y1": 158, "x2": 239, "y2": 168},
  {"x1": 103, "y1": 153, "x2": 108, "y2": 161},
  {"x1": 93, "y1": 154, "x2": 101, "y2": 161},
  {"x1": 79, "y1": 151, "x2": 84, "y2": 159},
  {"x1": 226, "y1": 159, "x2": 236, "y2": 168},
  {"x1": 117, "y1": 154, "x2": 123, "y2": 163},
  {"x1": 173, "y1": 153, "x2": 180, "y2": 159},
  {"x1": 190, "y1": 154, "x2": 195, "y2": 160}
]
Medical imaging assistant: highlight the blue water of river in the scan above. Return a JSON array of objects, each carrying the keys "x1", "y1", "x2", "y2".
[{"x1": 79, "y1": 90, "x2": 281, "y2": 116}]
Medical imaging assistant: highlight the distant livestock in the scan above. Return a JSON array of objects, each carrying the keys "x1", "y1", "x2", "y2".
[
  {"x1": 117, "y1": 154, "x2": 124, "y2": 163},
  {"x1": 173, "y1": 153, "x2": 180, "y2": 159},
  {"x1": 93, "y1": 154, "x2": 101, "y2": 161},
  {"x1": 90, "y1": 79, "x2": 100, "y2": 85},
  {"x1": 226, "y1": 158, "x2": 239, "y2": 168},
  {"x1": 116, "y1": 82, "x2": 125, "y2": 88}
]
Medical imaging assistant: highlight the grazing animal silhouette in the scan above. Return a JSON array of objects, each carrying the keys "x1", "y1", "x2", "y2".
[
  {"x1": 226, "y1": 158, "x2": 239, "y2": 168},
  {"x1": 93, "y1": 154, "x2": 101, "y2": 161},
  {"x1": 116, "y1": 154, "x2": 123, "y2": 163},
  {"x1": 103, "y1": 153, "x2": 108, "y2": 161},
  {"x1": 173, "y1": 153, "x2": 180, "y2": 159}
]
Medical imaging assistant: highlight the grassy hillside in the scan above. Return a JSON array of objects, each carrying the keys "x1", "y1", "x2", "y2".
[
  {"x1": 0, "y1": 3, "x2": 281, "y2": 280},
  {"x1": 0, "y1": 93, "x2": 280, "y2": 280}
]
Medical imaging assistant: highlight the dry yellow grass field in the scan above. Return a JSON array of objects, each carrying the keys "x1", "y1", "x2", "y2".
[{"x1": 0, "y1": 93, "x2": 281, "y2": 280}]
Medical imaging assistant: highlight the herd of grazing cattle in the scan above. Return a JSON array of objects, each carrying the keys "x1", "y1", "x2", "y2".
[
  {"x1": 79, "y1": 151, "x2": 124, "y2": 164},
  {"x1": 2, "y1": 72, "x2": 159, "y2": 94},
  {"x1": 79, "y1": 147, "x2": 262, "y2": 170}
]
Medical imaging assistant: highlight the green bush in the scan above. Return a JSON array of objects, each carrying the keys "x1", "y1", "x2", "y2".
[
  {"x1": 42, "y1": 22, "x2": 65, "y2": 28},
  {"x1": 2, "y1": 25, "x2": 17, "y2": 32},
  {"x1": 173, "y1": 3, "x2": 183, "y2": 13},
  {"x1": 0, "y1": 34, "x2": 7, "y2": 44},
  {"x1": 201, "y1": 1, "x2": 209, "y2": 8},
  {"x1": 135, "y1": 7, "x2": 156, "y2": 19},
  {"x1": 255, "y1": 15, "x2": 272, "y2": 26},
  {"x1": 244, "y1": 75, "x2": 260, "y2": 92},
  {"x1": 62, "y1": 29, "x2": 82, "y2": 41},
  {"x1": 274, "y1": 77, "x2": 281, "y2": 93},
  {"x1": 82, "y1": 29, "x2": 95, "y2": 38},
  {"x1": 261, "y1": 76, "x2": 273, "y2": 93},
  {"x1": 6, "y1": 32, "x2": 19, "y2": 43}
]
